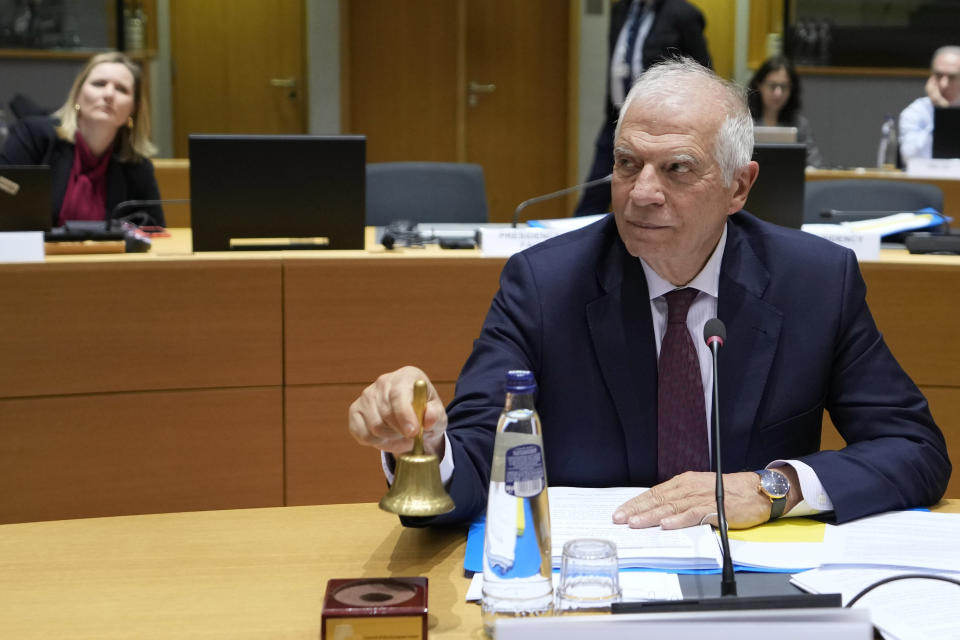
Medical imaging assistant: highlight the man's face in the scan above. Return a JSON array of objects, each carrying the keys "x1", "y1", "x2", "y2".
[
  {"x1": 932, "y1": 51, "x2": 960, "y2": 105},
  {"x1": 610, "y1": 84, "x2": 755, "y2": 284}
]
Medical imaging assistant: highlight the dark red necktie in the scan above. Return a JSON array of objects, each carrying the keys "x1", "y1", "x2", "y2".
[{"x1": 657, "y1": 288, "x2": 709, "y2": 482}]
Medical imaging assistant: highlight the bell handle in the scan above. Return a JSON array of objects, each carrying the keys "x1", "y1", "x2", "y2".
[{"x1": 411, "y1": 379, "x2": 428, "y2": 456}]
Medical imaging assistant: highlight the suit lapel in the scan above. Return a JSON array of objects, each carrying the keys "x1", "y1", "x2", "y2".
[
  {"x1": 586, "y1": 237, "x2": 659, "y2": 485},
  {"x1": 716, "y1": 221, "x2": 783, "y2": 472}
]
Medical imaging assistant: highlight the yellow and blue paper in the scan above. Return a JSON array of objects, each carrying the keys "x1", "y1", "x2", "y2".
[{"x1": 465, "y1": 516, "x2": 828, "y2": 574}]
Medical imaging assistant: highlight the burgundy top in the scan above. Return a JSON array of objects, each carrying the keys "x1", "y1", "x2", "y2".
[{"x1": 58, "y1": 131, "x2": 113, "y2": 225}]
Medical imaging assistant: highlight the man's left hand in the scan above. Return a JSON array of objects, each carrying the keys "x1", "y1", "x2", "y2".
[{"x1": 611, "y1": 468, "x2": 800, "y2": 530}]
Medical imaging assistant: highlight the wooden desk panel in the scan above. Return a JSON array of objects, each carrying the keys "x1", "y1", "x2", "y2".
[
  {"x1": 285, "y1": 382, "x2": 457, "y2": 506},
  {"x1": 860, "y1": 261, "x2": 960, "y2": 387},
  {"x1": 1, "y1": 239, "x2": 957, "y2": 523},
  {"x1": 283, "y1": 258, "x2": 504, "y2": 385},
  {"x1": 0, "y1": 388, "x2": 284, "y2": 524},
  {"x1": 0, "y1": 260, "x2": 282, "y2": 398}
]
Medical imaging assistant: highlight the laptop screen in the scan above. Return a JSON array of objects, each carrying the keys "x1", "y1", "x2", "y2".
[
  {"x1": 933, "y1": 107, "x2": 960, "y2": 159},
  {"x1": 753, "y1": 126, "x2": 798, "y2": 145},
  {"x1": 744, "y1": 143, "x2": 806, "y2": 229},
  {"x1": 188, "y1": 135, "x2": 366, "y2": 252},
  {"x1": 0, "y1": 165, "x2": 52, "y2": 232}
]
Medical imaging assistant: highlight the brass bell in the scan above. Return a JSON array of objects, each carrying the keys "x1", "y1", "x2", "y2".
[{"x1": 379, "y1": 380, "x2": 455, "y2": 517}]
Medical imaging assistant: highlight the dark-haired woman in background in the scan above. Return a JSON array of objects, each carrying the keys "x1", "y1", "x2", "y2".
[
  {"x1": 748, "y1": 56, "x2": 823, "y2": 168},
  {"x1": 0, "y1": 51, "x2": 164, "y2": 227}
]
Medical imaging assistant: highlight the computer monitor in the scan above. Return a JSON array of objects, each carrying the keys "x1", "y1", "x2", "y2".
[
  {"x1": 744, "y1": 143, "x2": 806, "y2": 229},
  {"x1": 753, "y1": 126, "x2": 798, "y2": 145},
  {"x1": 933, "y1": 107, "x2": 960, "y2": 159},
  {"x1": 189, "y1": 134, "x2": 366, "y2": 252},
  {"x1": 0, "y1": 165, "x2": 52, "y2": 232}
]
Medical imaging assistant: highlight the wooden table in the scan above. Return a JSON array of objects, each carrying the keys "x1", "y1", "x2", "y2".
[
  {"x1": 0, "y1": 503, "x2": 478, "y2": 639},
  {"x1": 2, "y1": 230, "x2": 959, "y2": 524},
  {"x1": 1, "y1": 501, "x2": 957, "y2": 639}
]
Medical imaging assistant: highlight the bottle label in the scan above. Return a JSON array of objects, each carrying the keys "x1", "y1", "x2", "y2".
[{"x1": 504, "y1": 443, "x2": 545, "y2": 498}]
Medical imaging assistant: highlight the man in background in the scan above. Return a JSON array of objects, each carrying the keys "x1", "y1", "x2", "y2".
[
  {"x1": 574, "y1": 0, "x2": 712, "y2": 216},
  {"x1": 899, "y1": 45, "x2": 960, "y2": 163}
]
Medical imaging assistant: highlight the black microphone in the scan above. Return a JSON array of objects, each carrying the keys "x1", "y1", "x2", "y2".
[
  {"x1": 110, "y1": 198, "x2": 188, "y2": 230},
  {"x1": 612, "y1": 318, "x2": 842, "y2": 614},
  {"x1": 511, "y1": 174, "x2": 612, "y2": 228},
  {"x1": 704, "y1": 318, "x2": 736, "y2": 597}
]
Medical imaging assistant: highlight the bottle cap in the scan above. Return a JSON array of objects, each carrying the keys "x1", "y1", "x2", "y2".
[{"x1": 505, "y1": 369, "x2": 536, "y2": 393}]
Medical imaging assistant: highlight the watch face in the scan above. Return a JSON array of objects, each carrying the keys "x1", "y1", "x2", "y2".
[{"x1": 760, "y1": 470, "x2": 790, "y2": 499}]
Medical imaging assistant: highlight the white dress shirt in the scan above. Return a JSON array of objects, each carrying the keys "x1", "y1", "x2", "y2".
[{"x1": 899, "y1": 96, "x2": 934, "y2": 162}]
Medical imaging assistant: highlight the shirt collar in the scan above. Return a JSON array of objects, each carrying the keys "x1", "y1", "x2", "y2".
[{"x1": 638, "y1": 223, "x2": 727, "y2": 300}]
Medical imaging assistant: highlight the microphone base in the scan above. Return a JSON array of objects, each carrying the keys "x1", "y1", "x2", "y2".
[{"x1": 611, "y1": 592, "x2": 841, "y2": 614}]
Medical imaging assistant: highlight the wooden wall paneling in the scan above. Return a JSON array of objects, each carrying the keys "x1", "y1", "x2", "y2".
[
  {"x1": 285, "y1": 383, "x2": 456, "y2": 506},
  {"x1": 282, "y1": 258, "x2": 504, "y2": 386},
  {"x1": 0, "y1": 388, "x2": 284, "y2": 524},
  {"x1": 464, "y1": 0, "x2": 570, "y2": 222},
  {"x1": 687, "y1": 0, "x2": 735, "y2": 79},
  {"x1": 169, "y1": 0, "x2": 307, "y2": 156},
  {"x1": 0, "y1": 260, "x2": 283, "y2": 398},
  {"x1": 344, "y1": 0, "x2": 460, "y2": 161}
]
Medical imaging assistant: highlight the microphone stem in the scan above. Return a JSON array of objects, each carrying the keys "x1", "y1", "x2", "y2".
[
  {"x1": 711, "y1": 340, "x2": 737, "y2": 596},
  {"x1": 511, "y1": 174, "x2": 612, "y2": 228}
]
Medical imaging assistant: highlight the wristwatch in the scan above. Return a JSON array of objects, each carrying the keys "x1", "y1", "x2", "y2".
[{"x1": 755, "y1": 469, "x2": 790, "y2": 521}]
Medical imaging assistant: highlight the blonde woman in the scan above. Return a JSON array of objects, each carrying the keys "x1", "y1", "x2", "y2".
[{"x1": 0, "y1": 52, "x2": 164, "y2": 227}]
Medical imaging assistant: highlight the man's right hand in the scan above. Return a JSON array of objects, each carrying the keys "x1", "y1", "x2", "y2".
[
  {"x1": 927, "y1": 74, "x2": 950, "y2": 107},
  {"x1": 347, "y1": 366, "x2": 448, "y2": 457}
]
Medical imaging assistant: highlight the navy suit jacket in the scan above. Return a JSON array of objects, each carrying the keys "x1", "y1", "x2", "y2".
[{"x1": 414, "y1": 213, "x2": 950, "y2": 527}]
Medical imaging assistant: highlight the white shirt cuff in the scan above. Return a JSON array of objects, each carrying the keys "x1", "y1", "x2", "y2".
[
  {"x1": 381, "y1": 432, "x2": 455, "y2": 486},
  {"x1": 769, "y1": 459, "x2": 834, "y2": 516}
]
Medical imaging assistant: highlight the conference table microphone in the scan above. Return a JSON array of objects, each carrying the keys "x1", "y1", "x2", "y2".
[
  {"x1": 612, "y1": 318, "x2": 841, "y2": 615},
  {"x1": 511, "y1": 174, "x2": 612, "y2": 228},
  {"x1": 110, "y1": 198, "x2": 190, "y2": 230},
  {"x1": 704, "y1": 318, "x2": 737, "y2": 597}
]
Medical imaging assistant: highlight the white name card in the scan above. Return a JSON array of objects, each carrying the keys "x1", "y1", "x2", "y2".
[
  {"x1": 905, "y1": 157, "x2": 960, "y2": 178},
  {"x1": 478, "y1": 227, "x2": 564, "y2": 257},
  {"x1": 800, "y1": 226, "x2": 881, "y2": 261},
  {"x1": 495, "y1": 607, "x2": 871, "y2": 640},
  {"x1": 0, "y1": 231, "x2": 45, "y2": 263}
]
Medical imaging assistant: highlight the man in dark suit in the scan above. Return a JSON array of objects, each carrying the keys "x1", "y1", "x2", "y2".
[
  {"x1": 348, "y1": 59, "x2": 950, "y2": 530},
  {"x1": 575, "y1": 0, "x2": 712, "y2": 216}
]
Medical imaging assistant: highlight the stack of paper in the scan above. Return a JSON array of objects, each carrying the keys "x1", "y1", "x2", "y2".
[
  {"x1": 789, "y1": 511, "x2": 960, "y2": 640},
  {"x1": 549, "y1": 487, "x2": 722, "y2": 571},
  {"x1": 792, "y1": 568, "x2": 960, "y2": 640}
]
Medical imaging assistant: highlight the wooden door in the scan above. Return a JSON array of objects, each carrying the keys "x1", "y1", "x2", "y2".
[
  {"x1": 169, "y1": 0, "x2": 307, "y2": 157},
  {"x1": 465, "y1": 0, "x2": 570, "y2": 221},
  {"x1": 344, "y1": 0, "x2": 571, "y2": 222}
]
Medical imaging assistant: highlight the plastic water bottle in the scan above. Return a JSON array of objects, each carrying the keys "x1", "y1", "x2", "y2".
[
  {"x1": 481, "y1": 370, "x2": 553, "y2": 633},
  {"x1": 877, "y1": 114, "x2": 898, "y2": 169}
]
